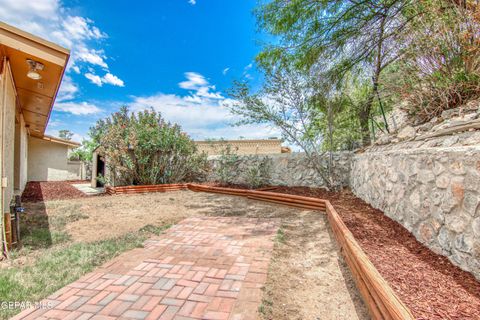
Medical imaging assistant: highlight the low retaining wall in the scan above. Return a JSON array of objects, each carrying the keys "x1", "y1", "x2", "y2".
[
  {"x1": 109, "y1": 183, "x2": 413, "y2": 319},
  {"x1": 351, "y1": 145, "x2": 480, "y2": 280},
  {"x1": 204, "y1": 137, "x2": 480, "y2": 280},
  {"x1": 189, "y1": 184, "x2": 413, "y2": 319},
  {"x1": 208, "y1": 152, "x2": 352, "y2": 188}
]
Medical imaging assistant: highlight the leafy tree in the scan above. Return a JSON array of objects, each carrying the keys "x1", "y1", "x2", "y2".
[
  {"x1": 58, "y1": 130, "x2": 73, "y2": 140},
  {"x1": 69, "y1": 139, "x2": 97, "y2": 162},
  {"x1": 229, "y1": 67, "x2": 342, "y2": 190},
  {"x1": 95, "y1": 107, "x2": 209, "y2": 186},
  {"x1": 255, "y1": 0, "x2": 416, "y2": 145}
]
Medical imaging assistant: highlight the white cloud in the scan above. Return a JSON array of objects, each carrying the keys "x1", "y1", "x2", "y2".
[
  {"x1": 222, "y1": 67, "x2": 230, "y2": 75},
  {"x1": 57, "y1": 76, "x2": 78, "y2": 101},
  {"x1": 85, "y1": 72, "x2": 125, "y2": 87},
  {"x1": 128, "y1": 72, "x2": 279, "y2": 140},
  {"x1": 179, "y1": 72, "x2": 208, "y2": 90},
  {"x1": 243, "y1": 63, "x2": 254, "y2": 80},
  {"x1": 188, "y1": 0, "x2": 197, "y2": 5},
  {"x1": 178, "y1": 72, "x2": 223, "y2": 99},
  {"x1": 76, "y1": 48, "x2": 108, "y2": 68},
  {"x1": 85, "y1": 73, "x2": 103, "y2": 86},
  {"x1": 103, "y1": 73, "x2": 125, "y2": 87},
  {"x1": 0, "y1": 0, "x2": 124, "y2": 95},
  {"x1": 130, "y1": 93, "x2": 278, "y2": 140},
  {"x1": 55, "y1": 102, "x2": 102, "y2": 115}
]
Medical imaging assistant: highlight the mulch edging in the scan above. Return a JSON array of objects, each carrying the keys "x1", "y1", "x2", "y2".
[
  {"x1": 21, "y1": 181, "x2": 89, "y2": 202},
  {"x1": 24, "y1": 181, "x2": 480, "y2": 318},
  {"x1": 268, "y1": 186, "x2": 480, "y2": 320},
  {"x1": 188, "y1": 184, "x2": 412, "y2": 319}
]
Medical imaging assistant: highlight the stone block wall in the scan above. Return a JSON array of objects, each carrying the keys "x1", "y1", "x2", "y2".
[
  {"x1": 206, "y1": 132, "x2": 480, "y2": 280},
  {"x1": 351, "y1": 145, "x2": 480, "y2": 280},
  {"x1": 208, "y1": 152, "x2": 352, "y2": 188}
]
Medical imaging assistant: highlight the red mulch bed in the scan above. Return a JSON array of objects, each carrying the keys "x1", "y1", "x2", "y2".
[
  {"x1": 21, "y1": 181, "x2": 89, "y2": 202},
  {"x1": 266, "y1": 186, "x2": 480, "y2": 320}
]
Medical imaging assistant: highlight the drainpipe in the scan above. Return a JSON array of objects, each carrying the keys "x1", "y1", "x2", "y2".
[{"x1": 1, "y1": 57, "x2": 8, "y2": 257}]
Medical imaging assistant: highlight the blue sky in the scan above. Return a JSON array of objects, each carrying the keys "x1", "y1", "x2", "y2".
[{"x1": 0, "y1": 0, "x2": 280, "y2": 142}]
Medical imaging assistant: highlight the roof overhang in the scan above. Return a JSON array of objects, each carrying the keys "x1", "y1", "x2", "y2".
[
  {"x1": 41, "y1": 135, "x2": 81, "y2": 148},
  {"x1": 0, "y1": 21, "x2": 70, "y2": 137}
]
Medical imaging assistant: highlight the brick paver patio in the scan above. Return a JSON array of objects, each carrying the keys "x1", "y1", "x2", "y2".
[{"x1": 12, "y1": 217, "x2": 279, "y2": 320}]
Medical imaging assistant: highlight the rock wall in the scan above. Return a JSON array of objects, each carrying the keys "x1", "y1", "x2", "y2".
[
  {"x1": 207, "y1": 124, "x2": 480, "y2": 280},
  {"x1": 208, "y1": 152, "x2": 352, "y2": 188},
  {"x1": 351, "y1": 143, "x2": 480, "y2": 280}
]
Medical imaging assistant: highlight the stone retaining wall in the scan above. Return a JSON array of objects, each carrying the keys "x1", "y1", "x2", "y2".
[
  {"x1": 208, "y1": 152, "x2": 352, "y2": 188},
  {"x1": 351, "y1": 145, "x2": 480, "y2": 280},
  {"x1": 207, "y1": 132, "x2": 480, "y2": 280}
]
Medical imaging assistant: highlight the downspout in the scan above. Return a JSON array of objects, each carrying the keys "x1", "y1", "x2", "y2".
[{"x1": 1, "y1": 57, "x2": 8, "y2": 257}]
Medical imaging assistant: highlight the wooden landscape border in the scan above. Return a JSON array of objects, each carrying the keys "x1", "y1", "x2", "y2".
[
  {"x1": 105, "y1": 183, "x2": 414, "y2": 320},
  {"x1": 105, "y1": 184, "x2": 187, "y2": 195}
]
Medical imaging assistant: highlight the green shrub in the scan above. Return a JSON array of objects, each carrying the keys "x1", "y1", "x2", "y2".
[
  {"x1": 244, "y1": 155, "x2": 272, "y2": 189},
  {"x1": 215, "y1": 144, "x2": 240, "y2": 185},
  {"x1": 385, "y1": 1, "x2": 480, "y2": 123},
  {"x1": 96, "y1": 107, "x2": 209, "y2": 186}
]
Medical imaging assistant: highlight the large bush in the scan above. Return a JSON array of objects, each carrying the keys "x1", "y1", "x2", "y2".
[
  {"x1": 386, "y1": 1, "x2": 480, "y2": 123},
  {"x1": 214, "y1": 144, "x2": 240, "y2": 186},
  {"x1": 95, "y1": 107, "x2": 209, "y2": 186}
]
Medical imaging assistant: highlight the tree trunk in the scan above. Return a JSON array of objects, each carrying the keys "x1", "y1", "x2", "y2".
[
  {"x1": 359, "y1": 12, "x2": 386, "y2": 147},
  {"x1": 359, "y1": 93, "x2": 374, "y2": 146}
]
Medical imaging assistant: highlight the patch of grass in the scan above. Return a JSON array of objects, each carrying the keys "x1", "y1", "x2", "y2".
[
  {"x1": 138, "y1": 224, "x2": 172, "y2": 236},
  {"x1": 258, "y1": 298, "x2": 273, "y2": 316},
  {"x1": 275, "y1": 227, "x2": 286, "y2": 244},
  {"x1": 21, "y1": 229, "x2": 71, "y2": 248},
  {"x1": 49, "y1": 205, "x2": 89, "y2": 230},
  {"x1": 0, "y1": 224, "x2": 171, "y2": 319},
  {"x1": 19, "y1": 203, "x2": 88, "y2": 251}
]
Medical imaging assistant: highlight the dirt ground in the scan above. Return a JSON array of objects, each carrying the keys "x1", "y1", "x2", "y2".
[
  {"x1": 22, "y1": 190, "x2": 368, "y2": 320},
  {"x1": 269, "y1": 186, "x2": 480, "y2": 320}
]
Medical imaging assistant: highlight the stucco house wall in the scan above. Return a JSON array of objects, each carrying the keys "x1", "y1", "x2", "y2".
[
  {"x1": 19, "y1": 116, "x2": 28, "y2": 190},
  {"x1": 1, "y1": 59, "x2": 17, "y2": 210},
  {"x1": 27, "y1": 136, "x2": 83, "y2": 181},
  {"x1": 14, "y1": 115, "x2": 28, "y2": 193}
]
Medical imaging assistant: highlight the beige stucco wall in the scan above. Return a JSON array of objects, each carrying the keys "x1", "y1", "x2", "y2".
[
  {"x1": 195, "y1": 139, "x2": 283, "y2": 156},
  {"x1": 20, "y1": 116, "x2": 28, "y2": 190},
  {"x1": 91, "y1": 151, "x2": 98, "y2": 188},
  {"x1": 28, "y1": 137, "x2": 83, "y2": 181},
  {"x1": 14, "y1": 115, "x2": 28, "y2": 192},
  {"x1": 1, "y1": 60, "x2": 17, "y2": 211},
  {"x1": 1, "y1": 58, "x2": 5, "y2": 213}
]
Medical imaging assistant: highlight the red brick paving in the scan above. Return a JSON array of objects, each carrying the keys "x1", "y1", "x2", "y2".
[{"x1": 12, "y1": 217, "x2": 278, "y2": 320}]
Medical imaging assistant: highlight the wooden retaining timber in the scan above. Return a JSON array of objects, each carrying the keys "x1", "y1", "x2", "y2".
[
  {"x1": 104, "y1": 182, "x2": 414, "y2": 319},
  {"x1": 106, "y1": 184, "x2": 187, "y2": 195},
  {"x1": 186, "y1": 184, "x2": 414, "y2": 320},
  {"x1": 255, "y1": 186, "x2": 280, "y2": 191},
  {"x1": 325, "y1": 201, "x2": 414, "y2": 320}
]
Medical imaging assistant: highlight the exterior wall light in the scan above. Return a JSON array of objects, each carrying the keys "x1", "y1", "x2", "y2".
[{"x1": 26, "y1": 59, "x2": 44, "y2": 80}]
